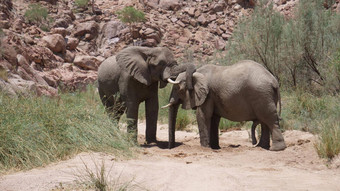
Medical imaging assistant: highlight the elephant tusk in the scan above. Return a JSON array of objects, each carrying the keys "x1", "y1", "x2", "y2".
[
  {"x1": 167, "y1": 78, "x2": 180, "y2": 84},
  {"x1": 161, "y1": 103, "x2": 173, "y2": 109}
]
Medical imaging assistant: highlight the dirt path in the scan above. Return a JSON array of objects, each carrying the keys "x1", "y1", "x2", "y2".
[{"x1": 1, "y1": 123, "x2": 340, "y2": 191}]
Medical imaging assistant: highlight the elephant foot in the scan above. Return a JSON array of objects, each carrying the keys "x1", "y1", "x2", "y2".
[
  {"x1": 168, "y1": 141, "x2": 175, "y2": 149},
  {"x1": 256, "y1": 142, "x2": 270, "y2": 150},
  {"x1": 146, "y1": 137, "x2": 157, "y2": 144},
  {"x1": 200, "y1": 141, "x2": 210, "y2": 148},
  {"x1": 270, "y1": 141, "x2": 286, "y2": 151},
  {"x1": 211, "y1": 145, "x2": 221, "y2": 149}
]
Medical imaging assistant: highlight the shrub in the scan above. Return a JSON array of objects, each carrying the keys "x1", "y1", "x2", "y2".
[
  {"x1": 75, "y1": 0, "x2": 89, "y2": 9},
  {"x1": 116, "y1": 6, "x2": 145, "y2": 40},
  {"x1": 0, "y1": 86, "x2": 134, "y2": 173},
  {"x1": 116, "y1": 6, "x2": 145, "y2": 25},
  {"x1": 24, "y1": 3, "x2": 51, "y2": 31},
  {"x1": 225, "y1": 0, "x2": 340, "y2": 94}
]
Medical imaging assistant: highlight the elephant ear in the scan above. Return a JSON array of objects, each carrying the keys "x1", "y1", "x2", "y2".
[
  {"x1": 182, "y1": 72, "x2": 209, "y2": 109},
  {"x1": 116, "y1": 48, "x2": 151, "y2": 85}
]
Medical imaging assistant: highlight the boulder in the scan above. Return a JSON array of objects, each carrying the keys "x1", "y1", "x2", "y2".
[
  {"x1": 40, "y1": 34, "x2": 66, "y2": 54},
  {"x1": 197, "y1": 14, "x2": 208, "y2": 26},
  {"x1": 159, "y1": 0, "x2": 182, "y2": 11},
  {"x1": 0, "y1": 79, "x2": 17, "y2": 97},
  {"x1": 51, "y1": 27, "x2": 69, "y2": 37},
  {"x1": 66, "y1": 37, "x2": 79, "y2": 50},
  {"x1": 73, "y1": 55, "x2": 100, "y2": 70},
  {"x1": 73, "y1": 21, "x2": 99, "y2": 41},
  {"x1": 64, "y1": 50, "x2": 75, "y2": 63}
]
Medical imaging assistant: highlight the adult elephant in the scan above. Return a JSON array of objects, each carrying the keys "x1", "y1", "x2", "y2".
[
  {"x1": 164, "y1": 60, "x2": 286, "y2": 151},
  {"x1": 98, "y1": 46, "x2": 195, "y2": 144}
]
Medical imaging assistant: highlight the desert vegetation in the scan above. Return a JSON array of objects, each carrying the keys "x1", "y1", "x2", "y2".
[{"x1": 0, "y1": 86, "x2": 134, "y2": 173}]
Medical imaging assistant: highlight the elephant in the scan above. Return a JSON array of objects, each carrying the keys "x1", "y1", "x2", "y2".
[
  {"x1": 98, "y1": 46, "x2": 195, "y2": 144},
  {"x1": 164, "y1": 60, "x2": 286, "y2": 151}
]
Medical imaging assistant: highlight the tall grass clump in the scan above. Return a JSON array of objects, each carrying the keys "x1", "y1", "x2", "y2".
[
  {"x1": 280, "y1": 91, "x2": 340, "y2": 133},
  {"x1": 315, "y1": 121, "x2": 340, "y2": 160},
  {"x1": 0, "y1": 86, "x2": 134, "y2": 173},
  {"x1": 225, "y1": 0, "x2": 340, "y2": 94}
]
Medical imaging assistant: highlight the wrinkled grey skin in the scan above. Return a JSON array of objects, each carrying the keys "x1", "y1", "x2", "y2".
[
  {"x1": 98, "y1": 46, "x2": 195, "y2": 143},
  {"x1": 166, "y1": 60, "x2": 286, "y2": 151}
]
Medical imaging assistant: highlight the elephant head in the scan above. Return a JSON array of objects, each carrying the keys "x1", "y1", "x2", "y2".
[
  {"x1": 165, "y1": 71, "x2": 209, "y2": 110},
  {"x1": 163, "y1": 71, "x2": 209, "y2": 149},
  {"x1": 116, "y1": 46, "x2": 195, "y2": 88}
]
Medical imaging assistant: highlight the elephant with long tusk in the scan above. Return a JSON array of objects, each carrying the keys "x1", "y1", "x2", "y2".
[{"x1": 164, "y1": 60, "x2": 286, "y2": 151}]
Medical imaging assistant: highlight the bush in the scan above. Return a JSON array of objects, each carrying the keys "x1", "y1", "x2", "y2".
[
  {"x1": 116, "y1": 6, "x2": 145, "y2": 25},
  {"x1": 0, "y1": 86, "x2": 134, "y2": 173},
  {"x1": 24, "y1": 3, "x2": 51, "y2": 31},
  {"x1": 74, "y1": 0, "x2": 89, "y2": 8},
  {"x1": 225, "y1": 0, "x2": 340, "y2": 94}
]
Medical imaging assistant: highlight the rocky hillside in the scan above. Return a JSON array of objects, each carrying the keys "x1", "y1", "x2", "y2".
[{"x1": 1, "y1": 0, "x2": 339, "y2": 96}]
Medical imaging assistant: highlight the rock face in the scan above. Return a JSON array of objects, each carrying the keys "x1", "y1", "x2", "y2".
[{"x1": 1, "y1": 0, "x2": 321, "y2": 96}]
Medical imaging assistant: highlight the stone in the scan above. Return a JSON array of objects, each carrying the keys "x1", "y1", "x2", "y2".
[
  {"x1": 40, "y1": 34, "x2": 66, "y2": 54},
  {"x1": 142, "y1": 38, "x2": 158, "y2": 47},
  {"x1": 66, "y1": 37, "x2": 79, "y2": 50},
  {"x1": 73, "y1": 55, "x2": 100, "y2": 70},
  {"x1": 8, "y1": 75, "x2": 37, "y2": 96},
  {"x1": 159, "y1": 0, "x2": 181, "y2": 11},
  {"x1": 233, "y1": 4, "x2": 242, "y2": 11},
  {"x1": 64, "y1": 50, "x2": 75, "y2": 63},
  {"x1": 51, "y1": 27, "x2": 69, "y2": 37},
  {"x1": 197, "y1": 14, "x2": 208, "y2": 26},
  {"x1": 73, "y1": 21, "x2": 99, "y2": 41}
]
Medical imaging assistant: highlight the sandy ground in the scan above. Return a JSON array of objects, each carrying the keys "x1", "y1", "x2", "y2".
[{"x1": 0, "y1": 123, "x2": 340, "y2": 191}]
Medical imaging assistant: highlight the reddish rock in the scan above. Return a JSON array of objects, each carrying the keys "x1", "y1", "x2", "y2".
[
  {"x1": 73, "y1": 21, "x2": 99, "y2": 41},
  {"x1": 73, "y1": 55, "x2": 100, "y2": 70},
  {"x1": 40, "y1": 34, "x2": 66, "y2": 54},
  {"x1": 66, "y1": 37, "x2": 79, "y2": 50}
]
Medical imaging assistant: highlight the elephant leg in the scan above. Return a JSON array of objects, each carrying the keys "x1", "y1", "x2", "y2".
[
  {"x1": 196, "y1": 101, "x2": 213, "y2": 148},
  {"x1": 99, "y1": 89, "x2": 125, "y2": 122},
  {"x1": 256, "y1": 123, "x2": 270, "y2": 150},
  {"x1": 126, "y1": 102, "x2": 139, "y2": 143},
  {"x1": 251, "y1": 121, "x2": 259, "y2": 145},
  {"x1": 210, "y1": 115, "x2": 221, "y2": 149},
  {"x1": 269, "y1": 120, "x2": 286, "y2": 151},
  {"x1": 145, "y1": 95, "x2": 158, "y2": 144}
]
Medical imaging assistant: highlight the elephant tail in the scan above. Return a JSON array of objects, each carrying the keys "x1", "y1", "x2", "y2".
[{"x1": 274, "y1": 85, "x2": 282, "y2": 120}]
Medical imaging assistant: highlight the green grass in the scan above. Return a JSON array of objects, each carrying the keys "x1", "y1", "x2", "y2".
[
  {"x1": 281, "y1": 90, "x2": 340, "y2": 133},
  {"x1": 280, "y1": 91, "x2": 340, "y2": 160},
  {"x1": 75, "y1": 0, "x2": 89, "y2": 8},
  {"x1": 315, "y1": 121, "x2": 340, "y2": 160},
  {"x1": 0, "y1": 86, "x2": 134, "y2": 173}
]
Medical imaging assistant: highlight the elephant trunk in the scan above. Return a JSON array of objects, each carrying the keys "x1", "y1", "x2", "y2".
[
  {"x1": 171, "y1": 63, "x2": 196, "y2": 90},
  {"x1": 168, "y1": 100, "x2": 179, "y2": 149}
]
